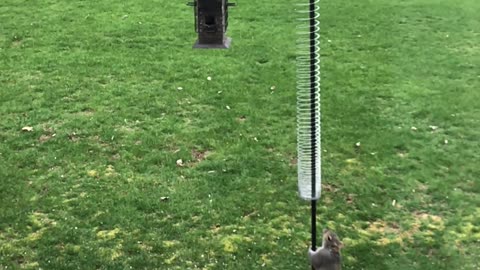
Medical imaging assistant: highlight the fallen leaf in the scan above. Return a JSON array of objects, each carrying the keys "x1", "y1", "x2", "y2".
[
  {"x1": 355, "y1": 142, "x2": 361, "y2": 147},
  {"x1": 176, "y1": 159, "x2": 184, "y2": 167},
  {"x1": 226, "y1": 105, "x2": 231, "y2": 110},
  {"x1": 191, "y1": 149, "x2": 212, "y2": 162},
  {"x1": 429, "y1": 125, "x2": 438, "y2": 131},
  {"x1": 243, "y1": 210, "x2": 258, "y2": 219},
  {"x1": 22, "y1": 126, "x2": 33, "y2": 132},
  {"x1": 270, "y1": 86, "x2": 276, "y2": 90},
  {"x1": 39, "y1": 134, "x2": 52, "y2": 143},
  {"x1": 444, "y1": 139, "x2": 449, "y2": 144},
  {"x1": 87, "y1": 170, "x2": 98, "y2": 178},
  {"x1": 345, "y1": 158, "x2": 358, "y2": 164},
  {"x1": 207, "y1": 76, "x2": 212, "y2": 81},
  {"x1": 177, "y1": 87, "x2": 183, "y2": 90},
  {"x1": 411, "y1": 126, "x2": 417, "y2": 131},
  {"x1": 323, "y1": 184, "x2": 338, "y2": 192}
]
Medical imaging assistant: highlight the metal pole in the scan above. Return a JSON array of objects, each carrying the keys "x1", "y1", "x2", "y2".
[{"x1": 309, "y1": 0, "x2": 317, "y2": 255}]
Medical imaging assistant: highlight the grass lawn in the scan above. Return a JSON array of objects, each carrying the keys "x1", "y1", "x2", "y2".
[{"x1": 1, "y1": 0, "x2": 479, "y2": 269}]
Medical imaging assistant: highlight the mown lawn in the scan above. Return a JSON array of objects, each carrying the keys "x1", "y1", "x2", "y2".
[{"x1": 0, "y1": 0, "x2": 479, "y2": 269}]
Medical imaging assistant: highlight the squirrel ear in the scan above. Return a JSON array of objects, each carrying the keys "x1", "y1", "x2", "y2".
[{"x1": 327, "y1": 235, "x2": 332, "y2": 241}]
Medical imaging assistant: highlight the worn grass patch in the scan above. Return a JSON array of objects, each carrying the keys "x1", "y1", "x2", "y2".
[{"x1": 1, "y1": 0, "x2": 479, "y2": 269}]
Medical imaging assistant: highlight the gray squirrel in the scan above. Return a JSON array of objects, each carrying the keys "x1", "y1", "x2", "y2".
[{"x1": 308, "y1": 229, "x2": 344, "y2": 270}]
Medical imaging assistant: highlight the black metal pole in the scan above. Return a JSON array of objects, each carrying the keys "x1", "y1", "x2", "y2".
[
  {"x1": 311, "y1": 200, "x2": 317, "y2": 248},
  {"x1": 309, "y1": 0, "x2": 317, "y2": 254}
]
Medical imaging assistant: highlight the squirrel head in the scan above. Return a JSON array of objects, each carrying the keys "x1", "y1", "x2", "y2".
[{"x1": 322, "y1": 229, "x2": 344, "y2": 253}]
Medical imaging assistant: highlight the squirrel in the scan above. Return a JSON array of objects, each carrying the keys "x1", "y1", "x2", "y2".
[{"x1": 308, "y1": 229, "x2": 344, "y2": 270}]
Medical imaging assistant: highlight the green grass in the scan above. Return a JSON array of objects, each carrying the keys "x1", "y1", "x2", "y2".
[{"x1": 1, "y1": 0, "x2": 479, "y2": 269}]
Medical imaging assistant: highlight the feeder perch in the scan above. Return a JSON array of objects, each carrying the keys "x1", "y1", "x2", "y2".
[{"x1": 188, "y1": 0, "x2": 236, "y2": 49}]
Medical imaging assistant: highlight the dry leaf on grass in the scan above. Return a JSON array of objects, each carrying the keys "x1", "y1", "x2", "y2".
[
  {"x1": 39, "y1": 134, "x2": 53, "y2": 143},
  {"x1": 176, "y1": 159, "x2": 184, "y2": 167},
  {"x1": 323, "y1": 184, "x2": 338, "y2": 192},
  {"x1": 87, "y1": 170, "x2": 98, "y2": 178},
  {"x1": 191, "y1": 149, "x2": 212, "y2": 162}
]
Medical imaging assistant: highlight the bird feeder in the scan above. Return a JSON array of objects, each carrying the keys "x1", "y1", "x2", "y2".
[{"x1": 188, "y1": 0, "x2": 236, "y2": 49}]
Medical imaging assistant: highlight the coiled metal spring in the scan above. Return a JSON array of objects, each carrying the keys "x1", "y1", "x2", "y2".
[{"x1": 296, "y1": 0, "x2": 321, "y2": 200}]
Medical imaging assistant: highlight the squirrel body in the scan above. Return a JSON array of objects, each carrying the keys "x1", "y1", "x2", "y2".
[{"x1": 308, "y1": 230, "x2": 343, "y2": 270}]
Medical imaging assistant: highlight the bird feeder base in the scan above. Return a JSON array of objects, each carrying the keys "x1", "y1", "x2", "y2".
[{"x1": 193, "y1": 37, "x2": 232, "y2": 49}]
